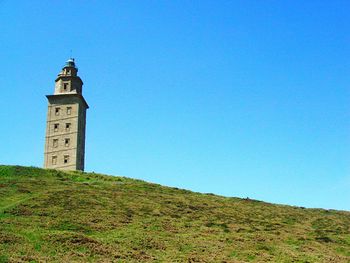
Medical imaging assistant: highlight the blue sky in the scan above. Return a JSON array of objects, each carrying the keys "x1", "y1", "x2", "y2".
[{"x1": 0, "y1": 1, "x2": 349, "y2": 210}]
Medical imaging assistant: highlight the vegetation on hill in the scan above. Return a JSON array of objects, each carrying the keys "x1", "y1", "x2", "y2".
[{"x1": 0, "y1": 165, "x2": 349, "y2": 262}]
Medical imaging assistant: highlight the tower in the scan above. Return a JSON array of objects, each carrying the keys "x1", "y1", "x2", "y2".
[{"x1": 44, "y1": 58, "x2": 89, "y2": 171}]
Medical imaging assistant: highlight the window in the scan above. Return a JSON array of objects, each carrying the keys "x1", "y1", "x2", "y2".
[
  {"x1": 66, "y1": 123, "x2": 71, "y2": 132},
  {"x1": 55, "y1": 107, "x2": 60, "y2": 116},
  {"x1": 53, "y1": 139, "x2": 58, "y2": 148},
  {"x1": 65, "y1": 138, "x2": 70, "y2": 147},
  {"x1": 52, "y1": 156, "x2": 57, "y2": 165},
  {"x1": 67, "y1": 107, "x2": 72, "y2": 115},
  {"x1": 64, "y1": 155, "x2": 69, "y2": 164},
  {"x1": 63, "y1": 83, "x2": 68, "y2": 91},
  {"x1": 54, "y1": 123, "x2": 59, "y2": 132}
]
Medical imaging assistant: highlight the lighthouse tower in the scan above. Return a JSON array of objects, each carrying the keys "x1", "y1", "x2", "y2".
[{"x1": 44, "y1": 58, "x2": 88, "y2": 171}]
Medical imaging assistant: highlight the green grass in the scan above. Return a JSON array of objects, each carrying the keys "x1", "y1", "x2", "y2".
[{"x1": 0, "y1": 165, "x2": 350, "y2": 262}]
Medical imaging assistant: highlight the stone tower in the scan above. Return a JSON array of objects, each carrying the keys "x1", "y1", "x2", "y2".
[{"x1": 44, "y1": 58, "x2": 89, "y2": 171}]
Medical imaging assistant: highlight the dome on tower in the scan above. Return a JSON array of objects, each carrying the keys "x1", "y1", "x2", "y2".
[{"x1": 65, "y1": 58, "x2": 76, "y2": 68}]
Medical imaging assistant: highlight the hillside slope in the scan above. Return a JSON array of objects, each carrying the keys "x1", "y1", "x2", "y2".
[{"x1": 0, "y1": 165, "x2": 349, "y2": 262}]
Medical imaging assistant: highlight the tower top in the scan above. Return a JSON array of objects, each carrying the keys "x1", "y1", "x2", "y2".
[
  {"x1": 55, "y1": 58, "x2": 83, "y2": 95},
  {"x1": 64, "y1": 58, "x2": 77, "y2": 69}
]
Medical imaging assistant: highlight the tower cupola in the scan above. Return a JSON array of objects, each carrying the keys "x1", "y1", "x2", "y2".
[
  {"x1": 65, "y1": 58, "x2": 76, "y2": 68},
  {"x1": 54, "y1": 58, "x2": 83, "y2": 95}
]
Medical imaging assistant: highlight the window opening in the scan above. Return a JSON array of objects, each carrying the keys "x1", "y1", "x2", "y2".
[{"x1": 63, "y1": 83, "x2": 68, "y2": 91}]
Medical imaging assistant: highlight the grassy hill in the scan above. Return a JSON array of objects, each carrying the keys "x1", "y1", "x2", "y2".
[{"x1": 0, "y1": 165, "x2": 349, "y2": 262}]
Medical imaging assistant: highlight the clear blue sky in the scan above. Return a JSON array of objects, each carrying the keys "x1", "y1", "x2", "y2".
[{"x1": 1, "y1": 1, "x2": 349, "y2": 210}]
